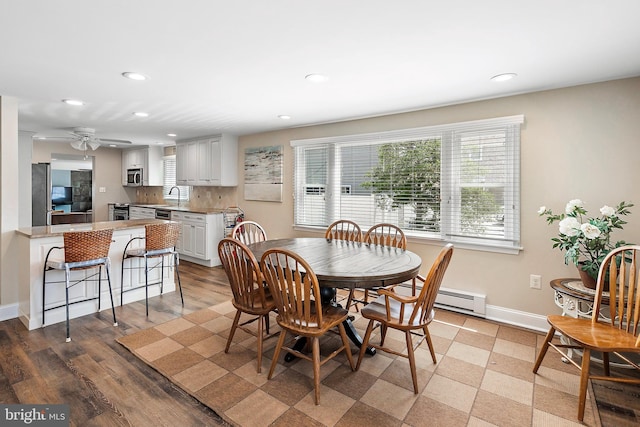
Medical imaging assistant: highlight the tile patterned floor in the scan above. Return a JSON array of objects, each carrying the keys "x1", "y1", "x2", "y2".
[{"x1": 118, "y1": 300, "x2": 604, "y2": 427}]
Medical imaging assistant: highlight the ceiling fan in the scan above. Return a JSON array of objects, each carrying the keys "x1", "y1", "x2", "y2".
[{"x1": 43, "y1": 127, "x2": 132, "y2": 152}]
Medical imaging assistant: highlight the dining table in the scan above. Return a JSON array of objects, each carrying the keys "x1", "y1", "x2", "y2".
[{"x1": 248, "y1": 237, "x2": 423, "y2": 356}]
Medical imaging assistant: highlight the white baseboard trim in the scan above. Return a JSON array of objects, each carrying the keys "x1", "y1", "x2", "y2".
[
  {"x1": 0, "y1": 303, "x2": 19, "y2": 322},
  {"x1": 484, "y1": 304, "x2": 549, "y2": 333}
]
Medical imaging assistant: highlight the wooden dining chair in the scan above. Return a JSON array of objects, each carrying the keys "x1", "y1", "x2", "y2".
[
  {"x1": 261, "y1": 248, "x2": 355, "y2": 404},
  {"x1": 350, "y1": 223, "x2": 408, "y2": 308},
  {"x1": 324, "y1": 219, "x2": 362, "y2": 242},
  {"x1": 533, "y1": 245, "x2": 640, "y2": 421},
  {"x1": 356, "y1": 244, "x2": 454, "y2": 393},
  {"x1": 232, "y1": 220, "x2": 268, "y2": 245},
  {"x1": 218, "y1": 238, "x2": 277, "y2": 373},
  {"x1": 325, "y1": 220, "x2": 363, "y2": 310}
]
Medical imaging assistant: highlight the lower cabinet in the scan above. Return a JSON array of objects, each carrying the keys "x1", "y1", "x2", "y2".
[
  {"x1": 171, "y1": 212, "x2": 223, "y2": 267},
  {"x1": 129, "y1": 206, "x2": 156, "y2": 220}
]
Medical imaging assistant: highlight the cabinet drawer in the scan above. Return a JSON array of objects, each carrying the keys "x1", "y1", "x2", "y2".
[{"x1": 171, "y1": 212, "x2": 206, "y2": 224}]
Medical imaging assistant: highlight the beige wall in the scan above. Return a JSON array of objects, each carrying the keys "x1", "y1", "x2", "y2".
[
  {"x1": 236, "y1": 77, "x2": 640, "y2": 320},
  {"x1": 32, "y1": 141, "x2": 131, "y2": 222}
]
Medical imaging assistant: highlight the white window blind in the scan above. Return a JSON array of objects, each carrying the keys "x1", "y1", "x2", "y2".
[
  {"x1": 163, "y1": 155, "x2": 190, "y2": 201},
  {"x1": 291, "y1": 115, "x2": 523, "y2": 250}
]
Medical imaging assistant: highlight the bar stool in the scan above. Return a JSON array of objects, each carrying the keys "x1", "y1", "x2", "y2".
[
  {"x1": 42, "y1": 228, "x2": 117, "y2": 342},
  {"x1": 121, "y1": 222, "x2": 183, "y2": 315}
]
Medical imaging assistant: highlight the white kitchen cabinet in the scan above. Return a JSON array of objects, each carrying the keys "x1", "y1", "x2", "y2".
[
  {"x1": 176, "y1": 142, "x2": 197, "y2": 185},
  {"x1": 122, "y1": 146, "x2": 164, "y2": 186},
  {"x1": 171, "y1": 211, "x2": 223, "y2": 266},
  {"x1": 129, "y1": 206, "x2": 156, "y2": 220},
  {"x1": 175, "y1": 134, "x2": 237, "y2": 186}
]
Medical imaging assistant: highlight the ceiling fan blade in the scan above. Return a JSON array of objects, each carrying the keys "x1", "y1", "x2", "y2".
[{"x1": 99, "y1": 138, "x2": 132, "y2": 145}]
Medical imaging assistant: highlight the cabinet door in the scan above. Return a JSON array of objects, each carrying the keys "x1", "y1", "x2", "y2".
[
  {"x1": 181, "y1": 222, "x2": 195, "y2": 257},
  {"x1": 175, "y1": 144, "x2": 188, "y2": 185},
  {"x1": 208, "y1": 138, "x2": 222, "y2": 185},
  {"x1": 197, "y1": 140, "x2": 212, "y2": 184},
  {"x1": 193, "y1": 223, "x2": 208, "y2": 259}
]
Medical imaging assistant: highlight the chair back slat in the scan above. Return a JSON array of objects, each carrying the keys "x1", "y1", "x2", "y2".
[
  {"x1": 261, "y1": 248, "x2": 323, "y2": 331},
  {"x1": 232, "y1": 221, "x2": 268, "y2": 245},
  {"x1": 63, "y1": 229, "x2": 113, "y2": 263},
  {"x1": 325, "y1": 220, "x2": 362, "y2": 242},
  {"x1": 145, "y1": 223, "x2": 181, "y2": 251},
  {"x1": 593, "y1": 245, "x2": 640, "y2": 344},
  {"x1": 218, "y1": 238, "x2": 270, "y2": 310},
  {"x1": 364, "y1": 223, "x2": 407, "y2": 249},
  {"x1": 410, "y1": 244, "x2": 454, "y2": 325}
]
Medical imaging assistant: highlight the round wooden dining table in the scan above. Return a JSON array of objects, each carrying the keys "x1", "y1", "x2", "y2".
[{"x1": 248, "y1": 237, "x2": 423, "y2": 355}]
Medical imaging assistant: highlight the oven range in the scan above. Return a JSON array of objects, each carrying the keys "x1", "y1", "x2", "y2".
[{"x1": 109, "y1": 203, "x2": 130, "y2": 221}]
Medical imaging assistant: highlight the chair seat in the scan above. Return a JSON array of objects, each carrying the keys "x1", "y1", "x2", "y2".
[
  {"x1": 361, "y1": 295, "x2": 434, "y2": 329},
  {"x1": 46, "y1": 256, "x2": 109, "y2": 271},
  {"x1": 125, "y1": 247, "x2": 175, "y2": 258},
  {"x1": 548, "y1": 315, "x2": 640, "y2": 351},
  {"x1": 231, "y1": 291, "x2": 276, "y2": 316},
  {"x1": 277, "y1": 303, "x2": 349, "y2": 336}
]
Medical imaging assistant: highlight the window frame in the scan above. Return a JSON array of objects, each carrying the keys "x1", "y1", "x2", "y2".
[{"x1": 291, "y1": 115, "x2": 524, "y2": 254}]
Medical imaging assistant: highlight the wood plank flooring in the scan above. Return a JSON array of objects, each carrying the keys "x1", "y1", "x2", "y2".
[{"x1": 0, "y1": 261, "x2": 234, "y2": 427}]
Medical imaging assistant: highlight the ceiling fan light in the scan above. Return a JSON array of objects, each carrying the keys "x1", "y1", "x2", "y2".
[{"x1": 87, "y1": 140, "x2": 101, "y2": 150}]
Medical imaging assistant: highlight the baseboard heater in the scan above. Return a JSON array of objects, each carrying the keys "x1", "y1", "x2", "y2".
[{"x1": 435, "y1": 287, "x2": 486, "y2": 318}]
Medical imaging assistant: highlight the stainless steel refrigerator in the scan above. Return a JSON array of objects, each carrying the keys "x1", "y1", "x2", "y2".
[{"x1": 32, "y1": 163, "x2": 51, "y2": 226}]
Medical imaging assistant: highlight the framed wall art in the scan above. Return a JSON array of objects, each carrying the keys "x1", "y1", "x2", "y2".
[{"x1": 244, "y1": 145, "x2": 283, "y2": 202}]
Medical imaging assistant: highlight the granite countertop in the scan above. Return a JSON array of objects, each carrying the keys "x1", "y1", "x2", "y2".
[
  {"x1": 16, "y1": 219, "x2": 176, "y2": 239},
  {"x1": 130, "y1": 204, "x2": 227, "y2": 214}
]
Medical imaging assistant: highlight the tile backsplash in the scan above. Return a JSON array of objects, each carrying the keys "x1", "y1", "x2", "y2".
[{"x1": 136, "y1": 186, "x2": 238, "y2": 209}]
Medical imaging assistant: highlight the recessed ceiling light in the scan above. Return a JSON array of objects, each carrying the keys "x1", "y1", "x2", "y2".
[
  {"x1": 122, "y1": 72, "x2": 147, "y2": 81},
  {"x1": 167, "y1": 133, "x2": 177, "y2": 137},
  {"x1": 133, "y1": 112, "x2": 149, "y2": 117},
  {"x1": 491, "y1": 73, "x2": 517, "y2": 82},
  {"x1": 109, "y1": 144, "x2": 117, "y2": 147},
  {"x1": 62, "y1": 99, "x2": 84, "y2": 106},
  {"x1": 278, "y1": 115, "x2": 291, "y2": 120},
  {"x1": 305, "y1": 73, "x2": 329, "y2": 83}
]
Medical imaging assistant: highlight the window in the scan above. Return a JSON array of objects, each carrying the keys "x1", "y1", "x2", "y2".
[
  {"x1": 163, "y1": 155, "x2": 190, "y2": 202},
  {"x1": 291, "y1": 115, "x2": 523, "y2": 251}
]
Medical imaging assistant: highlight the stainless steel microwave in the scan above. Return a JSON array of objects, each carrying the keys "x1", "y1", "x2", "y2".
[{"x1": 126, "y1": 168, "x2": 143, "y2": 186}]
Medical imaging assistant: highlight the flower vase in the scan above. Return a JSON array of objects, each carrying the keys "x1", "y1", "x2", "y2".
[{"x1": 577, "y1": 265, "x2": 597, "y2": 290}]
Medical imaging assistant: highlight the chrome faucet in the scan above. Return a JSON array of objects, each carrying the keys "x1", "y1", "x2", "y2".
[{"x1": 169, "y1": 186, "x2": 181, "y2": 207}]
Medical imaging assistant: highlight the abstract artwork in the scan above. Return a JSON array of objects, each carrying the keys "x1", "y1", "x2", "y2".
[{"x1": 244, "y1": 145, "x2": 283, "y2": 202}]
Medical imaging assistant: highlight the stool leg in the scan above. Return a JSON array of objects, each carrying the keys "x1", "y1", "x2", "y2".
[
  {"x1": 174, "y1": 252, "x2": 183, "y2": 306},
  {"x1": 65, "y1": 268, "x2": 71, "y2": 342},
  {"x1": 160, "y1": 257, "x2": 165, "y2": 294},
  {"x1": 97, "y1": 265, "x2": 102, "y2": 312},
  {"x1": 145, "y1": 255, "x2": 149, "y2": 316},
  {"x1": 120, "y1": 255, "x2": 125, "y2": 307},
  {"x1": 105, "y1": 261, "x2": 117, "y2": 327},
  {"x1": 42, "y1": 268, "x2": 47, "y2": 327}
]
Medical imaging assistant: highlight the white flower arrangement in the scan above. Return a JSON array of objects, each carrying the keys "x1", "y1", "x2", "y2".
[{"x1": 538, "y1": 200, "x2": 633, "y2": 280}]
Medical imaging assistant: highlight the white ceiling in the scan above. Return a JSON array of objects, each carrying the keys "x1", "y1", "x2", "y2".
[{"x1": 2, "y1": 0, "x2": 640, "y2": 146}]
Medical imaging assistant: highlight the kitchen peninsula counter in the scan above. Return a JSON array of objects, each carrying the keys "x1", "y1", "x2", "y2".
[
  {"x1": 16, "y1": 219, "x2": 178, "y2": 331},
  {"x1": 17, "y1": 218, "x2": 173, "y2": 239}
]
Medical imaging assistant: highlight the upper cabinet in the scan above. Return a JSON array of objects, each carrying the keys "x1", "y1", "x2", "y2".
[
  {"x1": 176, "y1": 134, "x2": 238, "y2": 186},
  {"x1": 122, "y1": 146, "x2": 164, "y2": 186}
]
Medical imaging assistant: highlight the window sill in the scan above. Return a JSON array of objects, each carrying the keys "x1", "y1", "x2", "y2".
[{"x1": 292, "y1": 225, "x2": 522, "y2": 255}]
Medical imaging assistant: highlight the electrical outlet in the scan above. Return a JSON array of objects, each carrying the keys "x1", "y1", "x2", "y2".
[{"x1": 530, "y1": 274, "x2": 542, "y2": 289}]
